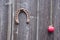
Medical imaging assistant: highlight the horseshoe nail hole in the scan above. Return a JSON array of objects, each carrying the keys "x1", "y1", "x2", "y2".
[
  {"x1": 16, "y1": 12, "x2": 18, "y2": 13},
  {"x1": 26, "y1": 11, "x2": 28, "y2": 13},
  {"x1": 25, "y1": 10, "x2": 27, "y2": 11}
]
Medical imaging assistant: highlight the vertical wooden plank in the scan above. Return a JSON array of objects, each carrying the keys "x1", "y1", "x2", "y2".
[
  {"x1": 0, "y1": 0, "x2": 3, "y2": 40},
  {"x1": 0, "y1": 0, "x2": 8, "y2": 40},
  {"x1": 11, "y1": 0, "x2": 15, "y2": 40},
  {"x1": 7, "y1": 0, "x2": 12, "y2": 40},
  {"x1": 53, "y1": 0, "x2": 60, "y2": 40},
  {"x1": 14, "y1": 0, "x2": 37, "y2": 40},
  {"x1": 38, "y1": 0, "x2": 54, "y2": 40}
]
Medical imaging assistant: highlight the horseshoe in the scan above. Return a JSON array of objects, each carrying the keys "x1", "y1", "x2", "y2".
[{"x1": 15, "y1": 8, "x2": 30, "y2": 24}]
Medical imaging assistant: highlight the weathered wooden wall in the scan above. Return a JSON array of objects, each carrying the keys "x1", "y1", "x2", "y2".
[
  {"x1": 14, "y1": 0, "x2": 37, "y2": 40},
  {"x1": 13, "y1": 0, "x2": 60, "y2": 40},
  {"x1": 53, "y1": 0, "x2": 60, "y2": 40},
  {"x1": 0, "y1": 0, "x2": 60, "y2": 40},
  {"x1": 0, "y1": 0, "x2": 8, "y2": 40}
]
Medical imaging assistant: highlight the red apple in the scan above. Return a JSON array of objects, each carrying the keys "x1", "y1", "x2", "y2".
[{"x1": 48, "y1": 25, "x2": 54, "y2": 32}]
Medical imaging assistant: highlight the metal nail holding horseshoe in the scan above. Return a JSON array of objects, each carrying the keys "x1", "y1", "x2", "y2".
[{"x1": 15, "y1": 8, "x2": 30, "y2": 24}]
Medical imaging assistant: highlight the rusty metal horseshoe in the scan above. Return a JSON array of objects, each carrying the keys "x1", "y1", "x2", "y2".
[{"x1": 15, "y1": 8, "x2": 30, "y2": 24}]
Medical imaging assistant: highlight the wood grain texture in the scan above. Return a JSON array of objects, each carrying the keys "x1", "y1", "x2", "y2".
[
  {"x1": 13, "y1": 0, "x2": 60, "y2": 40},
  {"x1": 53, "y1": 0, "x2": 60, "y2": 40},
  {"x1": 14, "y1": 0, "x2": 37, "y2": 40},
  {"x1": 0, "y1": 0, "x2": 8, "y2": 40},
  {"x1": 38, "y1": 0, "x2": 54, "y2": 40}
]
